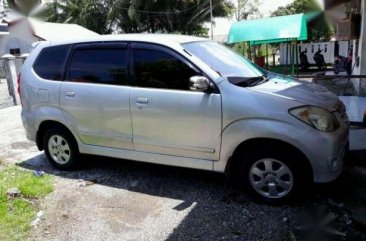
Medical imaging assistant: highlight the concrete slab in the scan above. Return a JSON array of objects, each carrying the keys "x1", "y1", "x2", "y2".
[
  {"x1": 0, "y1": 106, "x2": 41, "y2": 163},
  {"x1": 350, "y1": 127, "x2": 366, "y2": 151},
  {"x1": 339, "y1": 96, "x2": 366, "y2": 123}
]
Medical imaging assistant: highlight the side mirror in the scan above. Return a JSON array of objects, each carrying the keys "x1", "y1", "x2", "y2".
[{"x1": 189, "y1": 76, "x2": 210, "y2": 92}]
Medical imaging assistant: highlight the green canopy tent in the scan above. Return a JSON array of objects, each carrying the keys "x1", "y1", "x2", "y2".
[{"x1": 227, "y1": 13, "x2": 319, "y2": 75}]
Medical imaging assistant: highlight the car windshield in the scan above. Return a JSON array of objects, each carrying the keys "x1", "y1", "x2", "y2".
[{"x1": 182, "y1": 41, "x2": 267, "y2": 87}]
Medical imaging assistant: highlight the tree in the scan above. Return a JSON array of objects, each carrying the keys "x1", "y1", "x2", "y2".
[
  {"x1": 235, "y1": 0, "x2": 261, "y2": 21},
  {"x1": 41, "y1": 0, "x2": 233, "y2": 35},
  {"x1": 271, "y1": 0, "x2": 334, "y2": 41},
  {"x1": 106, "y1": 0, "x2": 234, "y2": 35},
  {"x1": 42, "y1": 0, "x2": 111, "y2": 34}
]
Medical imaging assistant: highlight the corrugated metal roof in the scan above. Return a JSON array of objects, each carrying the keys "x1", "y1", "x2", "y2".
[{"x1": 227, "y1": 13, "x2": 308, "y2": 45}]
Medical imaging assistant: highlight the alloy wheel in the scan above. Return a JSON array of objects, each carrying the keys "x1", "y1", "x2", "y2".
[
  {"x1": 48, "y1": 135, "x2": 71, "y2": 164},
  {"x1": 249, "y1": 158, "x2": 293, "y2": 199}
]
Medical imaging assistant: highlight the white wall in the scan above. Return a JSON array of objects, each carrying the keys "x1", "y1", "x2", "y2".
[
  {"x1": 279, "y1": 41, "x2": 352, "y2": 66},
  {"x1": 280, "y1": 41, "x2": 337, "y2": 65},
  {"x1": 352, "y1": 0, "x2": 366, "y2": 96},
  {"x1": 0, "y1": 19, "x2": 42, "y2": 56}
]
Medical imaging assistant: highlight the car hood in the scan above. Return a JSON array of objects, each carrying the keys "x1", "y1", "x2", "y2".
[{"x1": 249, "y1": 74, "x2": 341, "y2": 111}]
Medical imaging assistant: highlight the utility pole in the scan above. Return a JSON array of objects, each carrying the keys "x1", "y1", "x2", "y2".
[{"x1": 210, "y1": 0, "x2": 213, "y2": 40}]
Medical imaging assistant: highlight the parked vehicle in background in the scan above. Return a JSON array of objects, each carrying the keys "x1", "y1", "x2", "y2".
[
  {"x1": 334, "y1": 55, "x2": 352, "y2": 75},
  {"x1": 313, "y1": 49, "x2": 326, "y2": 70},
  {"x1": 20, "y1": 34, "x2": 349, "y2": 202},
  {"x1": 300, "y1": 49, "x2": 310, "y2": 70}
]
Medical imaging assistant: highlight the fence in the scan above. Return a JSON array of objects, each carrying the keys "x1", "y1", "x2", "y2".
[{"x1": 0, "y1": 56, "x2": 26, "y2": 109}]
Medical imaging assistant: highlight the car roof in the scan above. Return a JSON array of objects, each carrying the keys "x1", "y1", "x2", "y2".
[{"x1": 48, "y1": 34, "x2": 208, "y2": 47}]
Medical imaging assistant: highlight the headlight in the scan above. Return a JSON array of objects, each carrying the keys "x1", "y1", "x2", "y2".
[{"x1": 289, "y1": 106, "x2": 340, "y2": 132}]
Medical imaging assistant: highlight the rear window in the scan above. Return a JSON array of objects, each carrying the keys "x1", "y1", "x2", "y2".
[
  {"x1": 68, "y1": 48, "x2": 128, "y2": 85},
  {"x1": 33, "y1": 45, "x2": 70, "y2": 80}
]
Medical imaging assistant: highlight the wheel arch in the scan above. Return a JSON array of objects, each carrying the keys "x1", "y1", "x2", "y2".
[
  {"x1": 36, "y1": 120, "x2": 78, "y2": 151},
  {"x1": 225, "y1": 138, "x2": 313, "y2": 182}
]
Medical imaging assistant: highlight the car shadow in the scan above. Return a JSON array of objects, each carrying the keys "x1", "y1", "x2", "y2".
[{"x1": 17, "y1": 152, "x2": 366, "y2": 241}]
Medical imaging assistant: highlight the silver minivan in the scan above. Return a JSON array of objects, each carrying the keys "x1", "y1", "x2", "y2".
[{"x1": 20, "y1": 34, "x2": 349, "y2": 201}]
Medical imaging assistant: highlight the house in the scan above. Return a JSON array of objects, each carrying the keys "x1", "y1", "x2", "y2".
[
  {"x1": 0, "y1": 12, "x2": 99, "y2": 56},
  {"x1": 325, "y1": 0, "x2": 365, "y2": 92}
]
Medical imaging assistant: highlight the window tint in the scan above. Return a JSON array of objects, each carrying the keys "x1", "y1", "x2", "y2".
[
  {"x1": 133, "y1": 49, "x2": 199, "y2": 90},
  {"x1": 69, "y1": 48, "x2": 128, "y2": 85},
  {"x1": 33, "y1": 45, "x2": 70, "y2": 80}
]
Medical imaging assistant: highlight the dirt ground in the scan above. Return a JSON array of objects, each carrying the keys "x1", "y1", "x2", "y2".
[{"x1": 1, "y1": 106, "x2": 366, "y2": 241}]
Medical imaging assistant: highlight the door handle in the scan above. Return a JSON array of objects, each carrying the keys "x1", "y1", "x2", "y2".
[
  {"x1": 65, "y1": 91, "x2": 75, "y2": 97},
  {"x1": 136, "y1": 97, "x2": 148, "y2": 104}
]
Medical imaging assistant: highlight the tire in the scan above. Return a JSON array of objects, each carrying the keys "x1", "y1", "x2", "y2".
[
  {"x1": 43, "y1": 127, "x2": 79, "y2": 170},
  {"x1": 235, "y1": 148, "x2": 307, "y2": 203}
]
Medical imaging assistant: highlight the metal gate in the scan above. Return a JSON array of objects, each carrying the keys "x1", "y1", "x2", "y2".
[
  {"x1": 0, "y1": 57, "x2": 24, "y2": 109},
  {"x1": 0, "y1": 59, "x2": 14, "y2": 109}
]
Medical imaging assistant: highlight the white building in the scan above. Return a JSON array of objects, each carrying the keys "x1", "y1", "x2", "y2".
[{"x1": 0, "y1": 13, "x2": 98, "y2": 56}]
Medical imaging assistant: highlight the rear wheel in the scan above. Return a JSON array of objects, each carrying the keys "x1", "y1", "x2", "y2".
[{"x1": 43, "y1": 127, "x2": 79, "y2": 170}]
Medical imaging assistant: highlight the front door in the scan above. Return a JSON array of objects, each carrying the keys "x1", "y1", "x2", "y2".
[
  {"x1": 130, "y1": 43, "x2": 222, "y2": 160},
  {"x1": 60, "y1": 42, "x2": 133, "y2": 150}
]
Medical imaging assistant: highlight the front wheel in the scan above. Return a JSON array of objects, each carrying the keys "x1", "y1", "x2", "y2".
[
  {"x1": 236, "y1": 149, "x2": 305, "y2": 202},
  {"x1": 248, "y1": 158, "x2": 294, "y2": 199},
  {"x1": 43, "y1": 127, "x2": 79, "y2": 170}
]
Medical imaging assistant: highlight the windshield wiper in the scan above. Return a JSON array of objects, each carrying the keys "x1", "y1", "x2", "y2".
[
  {"x1": 227, "y1": 73, "x2": 268, "y2": 87},
  {"x1": 248, "y1": 74, "x2": 269, "y2": 86}
]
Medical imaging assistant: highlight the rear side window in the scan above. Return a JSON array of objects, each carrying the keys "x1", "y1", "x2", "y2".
[
  {"x1": 68, "y1": 48, "x2": 128, "y2": 85},
  {"x1": 33, "y1": 45, "x2": 70, "y2": 80}
]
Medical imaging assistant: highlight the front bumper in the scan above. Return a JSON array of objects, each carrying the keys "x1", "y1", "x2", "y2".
[{"x1": 298, "y1": 123, "x2": 349, "y2": 183}]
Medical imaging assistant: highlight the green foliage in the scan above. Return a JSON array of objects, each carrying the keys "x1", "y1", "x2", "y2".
[
  {"x1": 41, "y1": 0, "x2": 233, "y2": 35},
  {"x1": 40, "y1": 0, "x2": 111, "y2": 34},
  {"x1": 0, "y1": 166, "x2": 53, "y2": 241},
  {"x1": 271, "y1": 0, "x2": 334, "y2": 42},
  {"x1": 107, "y1": 0, "x2": 233, "y2": 35},
  {"x1": 271, "y1": 0, "x2": 321, "y2": 16}
]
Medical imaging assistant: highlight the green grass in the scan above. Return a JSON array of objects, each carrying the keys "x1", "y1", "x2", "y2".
[{"x1": 0, "y1": 165, "x2": 53, "y2": 241}]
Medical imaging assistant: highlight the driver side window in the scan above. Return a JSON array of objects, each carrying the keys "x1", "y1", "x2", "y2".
[{"x1": 133, "y1": 49, "x2": 199, "y2": 91}]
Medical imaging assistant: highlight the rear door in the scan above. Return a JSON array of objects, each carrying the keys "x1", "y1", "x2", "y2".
[{"x1": 60, "y1": 42, "x2": 133, "y2": 150}]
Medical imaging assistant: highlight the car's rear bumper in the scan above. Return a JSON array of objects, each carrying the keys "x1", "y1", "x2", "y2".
[{"x1": 21, "y1": 109, "x2": 36, "y2": 142}]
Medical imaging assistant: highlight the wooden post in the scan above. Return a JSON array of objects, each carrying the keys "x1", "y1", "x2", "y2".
[
  {"x1": 248, "y1": 42, "x2": 252, "y2": 60},
  {"x1": 291, "y1": 39, "x2": 295, "y2": 76},
  {"x1": 286, "y1": 41, "x2": 289, "y2": 75},
  {"x1": 265, "y1": 44, "x2": 269, "y2": 69},
  {"x1": 295, "y1": 40, "x2": 299, "y2": 76}
]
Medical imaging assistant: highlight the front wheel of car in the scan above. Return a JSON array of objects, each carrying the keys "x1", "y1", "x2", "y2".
[
  {"x1": 237, "y1": 148, "x2": 305, "y2": 203},
  {"x1": 43, "y1": 127, "x2": 79, "y2": 170}
]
